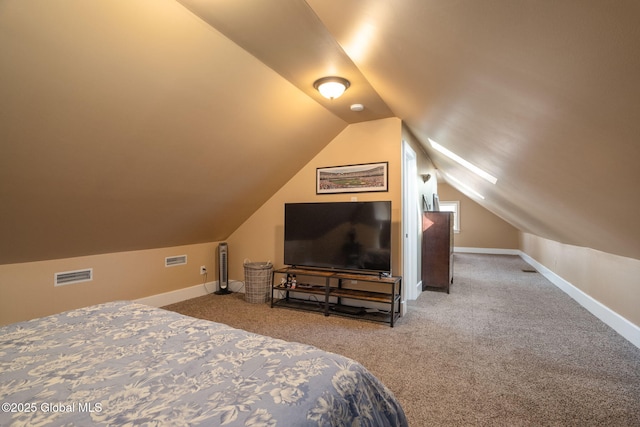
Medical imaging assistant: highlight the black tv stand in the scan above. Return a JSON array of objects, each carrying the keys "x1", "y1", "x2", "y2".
[{"x1": 271, "y1": 267, "x2": 402, "y2": 327}]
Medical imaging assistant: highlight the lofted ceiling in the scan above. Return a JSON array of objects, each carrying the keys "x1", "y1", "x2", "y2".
[{"x1": 1, "y1": 0, "x2": 639, "y2": 264}]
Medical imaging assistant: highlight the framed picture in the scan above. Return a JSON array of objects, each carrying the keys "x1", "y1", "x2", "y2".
[
  {"x1": 423, "y1": 194, "x2": 432, "y2": 211},
  {"x1": 316, "y1": 162, "x2": 389, "y2": 194},
  {"x1": 432, "y1": 193, "x2": 440, "y2": 211}
]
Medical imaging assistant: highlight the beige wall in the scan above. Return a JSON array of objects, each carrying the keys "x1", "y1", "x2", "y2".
[
  {"x1": 520, "y1": 233, "x2": 640, "y2": 328},
  {"x1": 227, "y1": 118, "x2": 404, "y2": 281},
  {"x1": 0, "y1": 242, "x2": 219, "y2": 325},
  {"x1": 438, "y1": 183, "x2": 519, "y2": 249},
  {"x1": 1, "y1": 117, "x2": 435, "y2": 325}
]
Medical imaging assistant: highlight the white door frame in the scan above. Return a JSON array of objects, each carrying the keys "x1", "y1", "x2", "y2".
[{"x1": 402, "y1": 140, "x2": 419, "y2": 314}]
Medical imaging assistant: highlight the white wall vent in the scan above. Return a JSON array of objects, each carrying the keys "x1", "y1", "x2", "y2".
[
  {"x1": 55, "y1": 268, "x2": 93, "y2": 286},
  {"x1": 165, "y1": 255, "x2": 187, "y2": 267}
]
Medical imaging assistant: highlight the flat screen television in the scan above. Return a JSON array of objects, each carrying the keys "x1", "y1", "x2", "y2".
[{"x1": 284, "y1": 201, "x2": 392, "y2": 274}]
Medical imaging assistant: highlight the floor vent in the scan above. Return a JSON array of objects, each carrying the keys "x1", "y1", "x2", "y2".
[
  {"x1": 165, "y1": 255, "x2": 187, "y2": 267},
  {"x1": 55, "y1": 269, "x2": 93, "y2": 286},
  {"x1": 522, "y1": 268, "x2": 537, "y2": 273}
]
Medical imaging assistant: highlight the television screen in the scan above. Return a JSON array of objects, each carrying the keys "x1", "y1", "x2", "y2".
[{"x1": 284, "y1": 201, "x2": 392, "y2": 274}]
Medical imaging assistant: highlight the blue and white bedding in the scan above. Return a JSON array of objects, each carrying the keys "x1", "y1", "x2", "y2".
[{"x1": 0, "y1": 301, "x2": 407, "y2": 426}]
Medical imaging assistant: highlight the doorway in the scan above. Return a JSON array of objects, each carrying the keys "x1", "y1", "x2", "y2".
[{"x1": 402, "y1": 141, "x2": 420, "y2": 312}]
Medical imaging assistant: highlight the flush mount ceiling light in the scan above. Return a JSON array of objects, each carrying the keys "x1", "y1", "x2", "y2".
[{"x1": 313, "y1": 76, "x2": 350, "y2": 99}]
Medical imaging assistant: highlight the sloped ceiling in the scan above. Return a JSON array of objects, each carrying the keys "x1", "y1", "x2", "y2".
[
  {"x1": 1, "y1": 0, "x2": 639, "y2": 264},
  {"x1": 305, "y1": 0, "x2": 640, "y2": 260},
  {"x1": 0, "y1": 0, "x2": 349, "y2": 264}
]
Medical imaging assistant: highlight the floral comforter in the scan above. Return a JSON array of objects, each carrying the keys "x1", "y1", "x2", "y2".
[{"x1": 0, "y1": 301, "x2": 407, "y2": 426}]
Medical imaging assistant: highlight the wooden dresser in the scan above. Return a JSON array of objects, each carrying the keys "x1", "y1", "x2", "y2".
[{"x1": 421, "y1": 211, "x2": 453, "y2": 293}]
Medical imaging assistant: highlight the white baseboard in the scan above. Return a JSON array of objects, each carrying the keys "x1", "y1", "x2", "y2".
[
  {"x1": 135, "y1": 283, "x2": 211, "y2": 307},
  {"x1": 519, "y1": 252, "x2": 640, "y2": 349},
  {"x1": 135, "y1": 280, "x2": 245, "y2": 307},
  {"x1": 454, "y1": 247, "x2": 520, "y2": 255}
]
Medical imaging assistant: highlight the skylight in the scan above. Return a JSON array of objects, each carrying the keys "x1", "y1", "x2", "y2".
[
  {"x1": 444, "y1": 173, "x2": 485, "y2": 200},
  {"x1": 428, "y1": 138, "x2": 498, "y2": 184}
]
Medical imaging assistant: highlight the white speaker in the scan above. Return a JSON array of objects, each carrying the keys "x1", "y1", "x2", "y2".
[{"x1": 215, "y1": 242, "x2": 230, "y2": 295}]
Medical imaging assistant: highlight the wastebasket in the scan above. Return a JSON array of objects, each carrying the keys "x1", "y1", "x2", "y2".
[{"x1": 243, "y1": 260, "x2": 273, "y2": 303}]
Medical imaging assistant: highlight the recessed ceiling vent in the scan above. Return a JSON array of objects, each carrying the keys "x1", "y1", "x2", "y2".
[
  {"x1": 165, "y1": 255, "x2": 187, "y2": 267},
  {"x1": 55, "y1": 269, "x2": 93, "y2": 286}
]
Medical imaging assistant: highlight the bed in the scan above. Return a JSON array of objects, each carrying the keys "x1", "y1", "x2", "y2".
[{"x1": 0, "y1": 301, "x2": 407, "y2": 426}]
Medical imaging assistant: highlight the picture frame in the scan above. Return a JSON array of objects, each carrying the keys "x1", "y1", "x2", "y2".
[
  {"x1": 432, "y1": 193, "x2": 440, "y2": 211},
  {"x1": 316, "y1": 162, "x2": 389, "y2": 194},
  {"x1": 423, "y1": 194, "x2": 432, "y2": 211}
]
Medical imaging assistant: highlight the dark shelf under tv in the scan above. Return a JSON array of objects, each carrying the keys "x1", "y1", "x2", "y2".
[{"x1": 271, "y1": 267, "x2": 402, "y2": 327}]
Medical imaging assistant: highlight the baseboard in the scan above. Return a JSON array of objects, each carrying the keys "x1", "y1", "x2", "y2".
[
  {"x1": 135, "y1": 279, "x2": 245, "y2": 307},
  {"x1": 454, "y1": 247, "x2": 520, "y2": 255},
  {"x1": 135, "y1": 283, "x2": 211, "y2": 307},
  {"x1": 519, "y1": 252, "x2": 640, "y2": 349}
]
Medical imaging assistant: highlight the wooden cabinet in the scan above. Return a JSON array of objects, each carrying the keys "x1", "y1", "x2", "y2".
[
  {"x1": 421, "y1": 211, "x2": 453, "y2": 293},
  {"x1": 271, "y1": 268, "x2": 402, "y2": 327}
]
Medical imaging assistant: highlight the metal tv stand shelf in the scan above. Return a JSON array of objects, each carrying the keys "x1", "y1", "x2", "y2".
[{"x1": 271, "y1": 267, "x2": 402, "y2": 327}]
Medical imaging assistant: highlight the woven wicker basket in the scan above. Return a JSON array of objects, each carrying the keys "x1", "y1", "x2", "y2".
[{"x1": 243, "y1": 261, "x2": 273, "y2": 303}]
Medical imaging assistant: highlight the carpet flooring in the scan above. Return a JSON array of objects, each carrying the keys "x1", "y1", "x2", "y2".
[{"x1": 164, "y1": 253, "x2": 640, "y2": 426}]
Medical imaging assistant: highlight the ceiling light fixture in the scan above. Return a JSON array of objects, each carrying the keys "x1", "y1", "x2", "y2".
[
  {"x1": 428, "y1": 138, "x2": 498, "y2": 184},
  {"x1": 313, "y1": 76, "x2": 350, "y2": 99}
]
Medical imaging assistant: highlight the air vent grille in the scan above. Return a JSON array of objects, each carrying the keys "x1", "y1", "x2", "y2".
[
  {"x1": 55, "y1": 269, "x2": 93, "y2": 286},
  {"x1": 165, "y1": 255, "x2": 187, "y2": 267}
]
